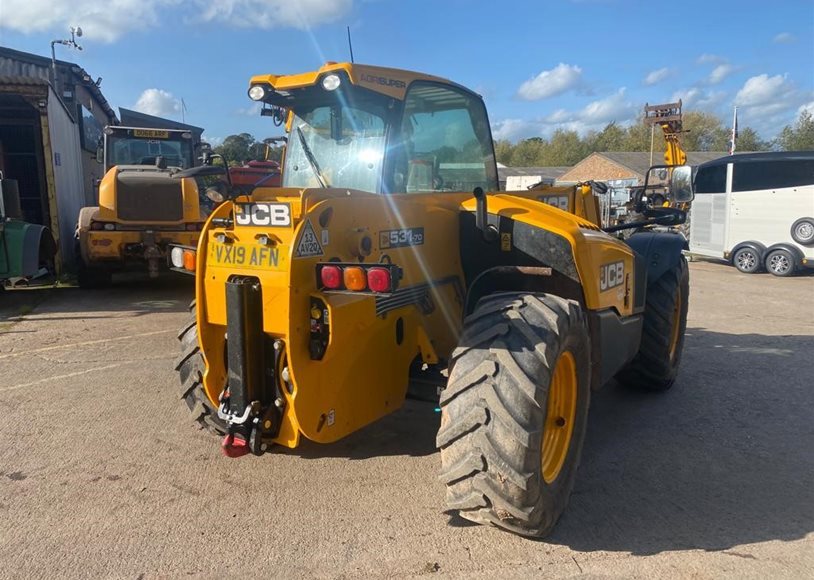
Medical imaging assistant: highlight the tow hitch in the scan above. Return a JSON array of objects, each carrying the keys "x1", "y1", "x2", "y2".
[{"x1": 217, "y1": 276, "x2": 284, "y2": 457}]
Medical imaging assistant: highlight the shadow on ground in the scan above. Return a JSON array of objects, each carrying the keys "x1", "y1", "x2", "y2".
[
  {"x1": 548, "y1": 326, "x2": 814, "y2": 554},
  {"x1": 0, "y1": 274, "x2": 194, "y2": 324}
]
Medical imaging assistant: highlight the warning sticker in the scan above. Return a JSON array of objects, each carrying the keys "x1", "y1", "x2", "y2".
[{"x1": 295, "y1": 220, "x2": 324, "y2": 258}]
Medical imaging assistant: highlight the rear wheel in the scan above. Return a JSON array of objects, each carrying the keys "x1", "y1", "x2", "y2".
[
  {"x1": 732, "y1": 247, "x2": 761, "y2": 274},
  {"x1": 765, "y1": 249, "x2": 796, "y2": 277},
  {"x1": 175, "y1": 303, "x2": 227, "y2": 434},
  {"x1": 437, "y1": 293, "x2": 591, "y2": 537},
  {"x1": 616, "y1": 255, "x2": 689, "y2": 391}
]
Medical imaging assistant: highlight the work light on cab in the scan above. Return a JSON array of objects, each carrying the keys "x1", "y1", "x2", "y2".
[
  {"x1": 321, "y1": 74, "x2": 341, "y2": 91},
  {"x1": 248, "y1": 85, "x2": 267, "y2": 101}
]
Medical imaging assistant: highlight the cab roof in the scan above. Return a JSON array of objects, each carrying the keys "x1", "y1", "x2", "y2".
[{"x1": 249, "y1": 62, "x2": 480, "y2": 103}]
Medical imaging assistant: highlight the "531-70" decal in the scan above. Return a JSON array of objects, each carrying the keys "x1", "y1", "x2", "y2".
[{"x1": 379, "y1": 227, "x2": 424, "y2": 249}]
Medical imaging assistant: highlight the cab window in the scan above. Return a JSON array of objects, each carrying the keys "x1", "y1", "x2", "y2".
[{"x1": 394, "y1": 83, "x2": 497, "y2": 193}]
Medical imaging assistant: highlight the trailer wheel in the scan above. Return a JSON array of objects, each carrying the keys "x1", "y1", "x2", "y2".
[
  {"x1": 616, "y1": 255, "x2": 689, "y2": 391},
  {"x1": 791, "y1": 218, "x2": 814, "y2": 246},
  {"x1": 175, "y1": 309, "x2": 227, "y2": 434},
  {"x1": 765, "y1": 249, "x2": 796, "y2": 277},
  {"x1": 437, "y1": 292, "x2": 590, "y2": 537},
  {"x1": 732, "y1": 247, "x2": 761, "y2": 274}
]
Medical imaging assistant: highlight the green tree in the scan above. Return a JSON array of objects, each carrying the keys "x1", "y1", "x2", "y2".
[
  {"x1": 493, "y1": 139, "x2": 515, "y2": 165},
  {"x1": 681, "y1": 111, "x2": 730, "y2": 151},
  {"x1": 586, "y1": 122, "x2": 626, "y2": 152},
  {"x1": 214, "y1": 133, "x2": 257, "y2": 164},
  {"x1": 776, "y1": 110, "x2": 814, "y2": 151},
  {"x1": 546, "y1": 129, "x2": 589, "y2": 165},
  {"x1": 734, "y1": 127, "x2": 770, "y2": 152}
]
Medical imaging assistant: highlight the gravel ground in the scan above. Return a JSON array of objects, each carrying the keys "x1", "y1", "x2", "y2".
[{"x1": 1, "y1": 261, "x2": 812, "y2": 579}]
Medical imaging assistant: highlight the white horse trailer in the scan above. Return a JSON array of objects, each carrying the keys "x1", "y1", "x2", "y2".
[{"x1": 689, "y1": 152, "x2": 814, "y2": 276}]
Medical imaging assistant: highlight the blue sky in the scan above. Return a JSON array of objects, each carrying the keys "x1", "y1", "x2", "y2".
[{"x1": 1, "y1": 0, "x2": 812, "y2": 146}]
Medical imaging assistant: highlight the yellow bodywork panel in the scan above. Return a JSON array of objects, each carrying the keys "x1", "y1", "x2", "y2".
[{"x1": 195, "y1": 187, "x2": 634, "y2": 448}]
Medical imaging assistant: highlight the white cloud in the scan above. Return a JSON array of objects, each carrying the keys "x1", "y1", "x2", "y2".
[
  {"x1": 193, "y1": 0, "x2": 351, "y2": 29},
  {"x1": 134, "y1": 88, "x2": 182, "y2": 118},
  {"x1": 517, "y1": 63, "x2": 583, "y2": 101},
  {"x1": 735, "y1": 74, "x2": 790, "y2": 107},
  {"x1": 0, "y1": 0, "x2": 351, "y2": 42},
  {"x1": 799, "y1": 101, "x2": 814, "y2": 116},
  {"x1": 734, "y1": 74, "x2": 811, "y2": 136},
  {"x1": 202, "y1": 134, "x2": 223, "y2": 147},
  {"x1": 697, "y1": 53, "x2": 725, "y2": 64},
  {"x1": 493, "y1": 88, "x2": 638, "y2": 142},
  {"x1": 491, "y1": 119, "x2": 539, "y2": 142},
  {"x1": 0, "y1": 0, "x2": 177, "y2": 42},
  {"x1": 643, "y1": 67, "x2": 671, "y2": 86},
  {"x1": 708, "y1": 64, "x2": 735, "y2": 85},
  {"x1": 773, "y1": 32, "x2": 796, "y2": 44},
  {"x1": 671, "y1": 87, "x2": 727, "y2": 111}
]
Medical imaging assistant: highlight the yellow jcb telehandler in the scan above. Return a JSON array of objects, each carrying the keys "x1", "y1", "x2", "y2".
[{"x1": 172, "y1": 63, "x2": 694, "y2": 537}]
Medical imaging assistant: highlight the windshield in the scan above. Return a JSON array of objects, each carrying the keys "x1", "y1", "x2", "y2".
[
  {"x1": 106, "y1": 130, "x2": 194, "y2": 170},
  {"x1": 283, "y1": 104, "x2": 387, "y2": 192}
]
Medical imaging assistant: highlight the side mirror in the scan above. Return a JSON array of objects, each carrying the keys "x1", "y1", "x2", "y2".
[
  {"x1": 95, "y1": 147, "x2": 103, "y2": 164},
  {"x1": 670, "y1": 165, "x2": 694, "y2": 202}
]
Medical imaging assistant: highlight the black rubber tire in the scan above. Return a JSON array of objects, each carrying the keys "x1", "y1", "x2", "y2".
[
  {"x1": 174, "y1": 304, "x2": 227, "y2": 434},
  {"x1": 732, "y1": 247, "x2": 761, "y2": 274},
  {"x1": 616, "y1": 255, "x2": 689, "y2": 391},
  {"x1": 76, "y1": 263, "x2": 113, "y2": 289},
  {"x1": 790, "y1": 217, "x2": 814, "y2": 246},
  {"x1": 765, "y1": 249, "x2": 796, "y2": 277},
  {"x1": 437, "y1": 292, "x2": 591, "y2": 537}
]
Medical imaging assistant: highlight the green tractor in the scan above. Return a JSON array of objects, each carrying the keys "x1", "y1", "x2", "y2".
[{"x1": 0, "y1": 174, "x2": 56, "y2": 289}]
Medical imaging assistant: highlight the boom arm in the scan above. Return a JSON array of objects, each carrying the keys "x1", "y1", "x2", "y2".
[{"x1": 644, "y1": 101, "x2": 686, "y2": 167}]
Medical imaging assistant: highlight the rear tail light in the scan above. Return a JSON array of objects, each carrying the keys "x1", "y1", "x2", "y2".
[
  {"x1": 343, "y1": 266, "x2": 367, "y2": 291},
  {"x1": 103, "y1": 223, "x2": 116, "y2": 231},
  {"x1": 320, "y1": 265, "x2": 342, "y2": 289},
  {"x1": 91, "y1": 222, "x2": 115, "y2": 231},
  {"x1": 317, "y1": 263, "x2": 399, "y2": 293},
  {"x1": 366, "y1": 267, "x2": 392, "y2": 293}
]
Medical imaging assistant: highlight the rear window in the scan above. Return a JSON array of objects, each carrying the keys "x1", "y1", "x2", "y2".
[
  {"x1": 695, "y1": 164, "x2": 726, "y2": 193},
  {"x1": 732, "y1": 159, "x2": 814, "y2": 192}
]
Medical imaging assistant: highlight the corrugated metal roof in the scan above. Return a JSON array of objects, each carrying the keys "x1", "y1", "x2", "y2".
[
  {"x1": 119, "y1": 107, "x2": 204, "y2": 136},
  {"x1": 0, "y1": 75, "x2": 49, "y2": 86}
]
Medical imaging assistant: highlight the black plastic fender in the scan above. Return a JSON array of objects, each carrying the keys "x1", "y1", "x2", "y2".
[
  {"x1": 625, "y1": 231, "x2": 688, "y2": 285},
  {"x1": 730, "y1": 240, "x2": 767, "y2": 264}
]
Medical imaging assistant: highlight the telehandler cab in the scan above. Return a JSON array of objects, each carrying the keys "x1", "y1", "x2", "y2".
[{"x1": 173, "y1": 63, "x2": 694, "y2": 537}]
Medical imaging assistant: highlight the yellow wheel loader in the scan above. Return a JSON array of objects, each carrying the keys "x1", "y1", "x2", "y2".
[
  {"x1": 172, "y1": 63, "x2": 695, "y2": 537},
  {"x1": 75, "y1": 127, "x2": 208, "y2": 288}
]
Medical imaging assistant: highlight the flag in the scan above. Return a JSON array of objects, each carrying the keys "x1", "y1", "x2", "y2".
[{"x1": 729, "y1": 107, "x2": 738, "y2": 155}]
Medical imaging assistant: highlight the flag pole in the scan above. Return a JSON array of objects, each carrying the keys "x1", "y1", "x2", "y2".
[{"x1": 729, "y1": 106, "x2": 738, "y2": 155}]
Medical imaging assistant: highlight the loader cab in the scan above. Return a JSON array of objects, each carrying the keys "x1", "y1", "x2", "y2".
[
  {"x1": 253, "y1": 67, "x2": 499, "y2": 195},
  {"x1": 102, "y1": 127, "x2": 195, "y2": 172}
]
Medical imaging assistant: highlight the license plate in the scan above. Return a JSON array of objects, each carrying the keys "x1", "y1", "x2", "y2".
[
  {"x1": 133, "y1": 129, "x2": 169, "y2": 139},
  {"x1": 209, "y1": 242, "x2": 285, "y2": 270}
]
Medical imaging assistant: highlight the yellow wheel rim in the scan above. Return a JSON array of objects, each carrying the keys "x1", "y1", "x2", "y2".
[
  {"x1": 542, "y1": 351, "x2": 578, "y2": 484},
  {"x1": 668, "y1": 289, "x2": 682, "y2": 361}
]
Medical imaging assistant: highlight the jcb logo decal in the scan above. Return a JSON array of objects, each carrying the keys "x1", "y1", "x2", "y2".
[
  {"x1": 600, "y1": 261, "x2": 625, "y2": 292},
  {"x1": 235, "y1": 203, "x2": 291, "y2": 227}
]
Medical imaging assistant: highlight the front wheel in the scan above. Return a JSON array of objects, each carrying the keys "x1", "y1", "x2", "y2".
[
  {"x1": 733, "y1": 247, "x2": 761, "y2": 274},
  {"x1": 616, "y1": 255, "x2": 689, "y2": 391},
  {"x1": 437, "y1": 293, "x2": 591, "y2": 537}
]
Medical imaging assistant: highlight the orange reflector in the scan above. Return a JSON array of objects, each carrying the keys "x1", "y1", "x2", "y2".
[
  {"x1": 183, "y1": 250, "x2": 196, "y2": 271},
  {"x1": 343, "y1": 266, "x2": 367, "y2": 291}
]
